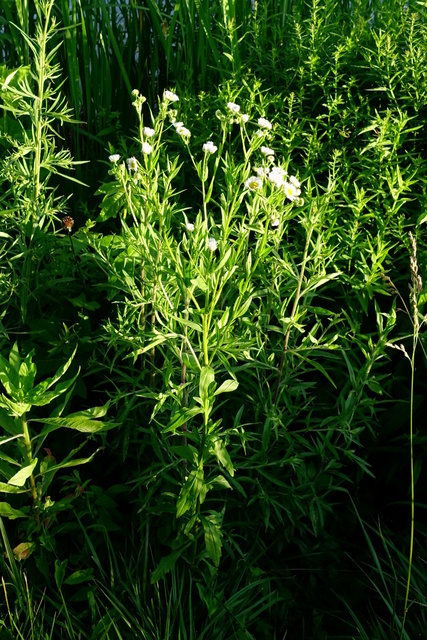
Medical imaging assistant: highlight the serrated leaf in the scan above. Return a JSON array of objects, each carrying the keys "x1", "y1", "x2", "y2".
[{"x1": 8, "y1": 459, "x2": 37, "y2": 487}]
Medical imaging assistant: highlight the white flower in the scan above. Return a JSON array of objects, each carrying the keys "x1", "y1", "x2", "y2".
[
  {"x1": 131, "y1": 89, "x2": 139, "y2": 98},
  {"x1": 289, "y1": 175, "x2": 301, "y2": 188},
  {"x1": 186, "y1": 222, "x2": 195, "y2": 232},
  {"x1": 271, "y1": 218, "x2": 280, "y2": 227},
  {"x1": 261, "y1": 146, "x2": 275, "y2": 156},
  {"x1": 227, "y1": 102, "x2": 240, "y2": 113},
  {"x1": 164, "y1": 90, "x2": 179, "y2": 102},
  {"x1": 255, "y1": 167, "x2": 269, "y2": 177},
  {"x1": 109, "y1": 154, "x2": 120, "y2": 163},
  {"x1": 203, "y1": 140, "x2": 218, "y2": 154},
  {"x1": 143, "y1": 126, "x2": 155, "y2": 137},
  {"x1": 241, "y1": 113, "x2": 249, "y2": 123},
  {"x1": 255, "y1": 129, "x2": 264, "y2": 137},
  {"x1": 208, "y1": 237, "x2": 218, "y2": 251},
  {"x1": 245, "y1": 176, "x2": 263, "y2": 191},
  {"x1": 258, "y1": 117, "x2": 272, "y2": 130},
  {"x1": 176, "y1": 126, "x2": 191, "y2": 138},
  {"x1": 284, "y1": 181, "x2": 301, "y2": 201},
  {"x1": 127, "y1": 157, "x2": 138, "y2": 171},
  {"x1": 268, "y1": 167, "x2": 287, "y2": 187},
  {"x1": 141, "y1": 142, "x2": 153, "y2": 154},
  {"x1": 172, "y1": 121, "x2": 184, "y2": 129}
]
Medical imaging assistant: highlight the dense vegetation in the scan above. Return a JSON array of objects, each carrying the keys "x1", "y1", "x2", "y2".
[{"x1": 0, "y1": 0, "x2": 426, "y2": 637}]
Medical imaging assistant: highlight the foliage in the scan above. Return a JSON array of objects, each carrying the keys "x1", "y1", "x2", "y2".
[{"x1": 0, "y1": 0, "x2": 426, "y2": 638}]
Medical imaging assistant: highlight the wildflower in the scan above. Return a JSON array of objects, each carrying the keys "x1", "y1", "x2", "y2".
[
  {"x1": 127, "y1": 157, "x2": 138, "y2": 172},
  {"x1": 283, "y1": 181, "x2": 301, "y2": 201},
  {"x1": 271, "y1": 218, "x2": 280, "y2": 228},
  {"x1": 255, "y1": 167, "x2": 269, "y2": 177},
  {"x1": 142, "y1": 142, "x2": 153, "y2": 154},
  {"x1": 203, "y1": 140, "x2": 218, "y2": 154},
  {"x1": 258, "y1": 117, "x2": 272, "y2": 130},
  {"x1": 131, "y1": 89, "x2": 140, "y2": 98},
  {"x1": 241, "y1": 113, "x2": 249, "y2": 123},
  {"x1": 186, "y1": 222, "x2": 195, "y2": 232},
  {"x1": 268, "y1": 167, "x2": 287, "y2": 187},
  {"x1": 164, "y1": 90, "x2": 179, "y2": 102},
  {"x1": 289, "y1": 175, "x2": 300, "y2": 188},
  {"x1": 261, "y1": 146, "x2": 275, "y2": 156},
  {"x1": 143, "y1": 127, "x2": 155, "y2": 137},
  {"x1": 255, "y1": 129, "x2": 264, "y2": 137},
  {"x1": 245, "y1": 176, "x2": 263, "y2": 191},
  {"x1": 62, "y1": 216, "x2": 74, "y2": 232},
  {"x1": 176, "y1": 126, "x2": 191, "y2": 138},
  {"x1": 227, "y1": 102, "x2": 240, "y2": 113},
  {"x1": 172, "y1": 121, "x2": 184, "y2": 129},
  {"x1": 109, "y1": 154, "x2": 120, "y2": 163},
  {"x1": 208, "y1": 237, "x2": 218, "y2": 251}
]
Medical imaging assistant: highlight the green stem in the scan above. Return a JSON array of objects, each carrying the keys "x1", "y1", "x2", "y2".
[
  {"x1": 273, "y1": 223, "x2": 313, "y2": 406},
  {"x1": 400, "y1": 330, "x2": 417, "y2": 638}
]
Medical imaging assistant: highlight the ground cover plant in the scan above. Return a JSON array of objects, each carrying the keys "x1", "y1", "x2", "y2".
[{"x1": 0, "y1": 0, "x2": 427, "y2": 637}]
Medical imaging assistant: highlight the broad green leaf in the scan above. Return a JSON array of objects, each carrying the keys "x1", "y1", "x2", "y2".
[
  {"x1": 0, "y1": 502, "x2": 26, "y2": 519},
  {"x1": 32, "y1": 415, "x2": 109, "y2": 438},
  {"x1": 0, "y1": 394, "x2": 31, "y2": 417},
  {"x1": 200, "y1": 511, "x2": 223, "y2": 567},
  {"x1": 8, "y1": 459, "x2": 38, "y2": 487},
  {"x1": 0, "y1": 482, "x2": 26, "y2": 494},
  {"x1": 164, "y1": 406, "x2": 203, "y2": 433},
  {"x1": 210, "y1": 437, "x2": 234, "y2": 477},
  {"x1": 64, "y1": 569, "x2": 94, "y2": 585},
  {"x1": 214, "y1": 379, "x2": 239, "y2": 396},
  {"x1": 199, "y1": 366, "x2": 215, "y2": 404},
  {"x1": 176, "y1": 468, "x2": 206, "y2": 518}
]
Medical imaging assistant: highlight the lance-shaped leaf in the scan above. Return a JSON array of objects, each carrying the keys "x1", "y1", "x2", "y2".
[
  {"x1": 37, "y1": 447, "x2": 105, "y2": 476},
  {"x1": 176, "y1": 468, "x2": 206, "y2": 518},
  {"x1": 8, "y1": 459, "x2": 38, "y2": 487},
  {"x1": 0, "y1": 409, "x2": 19, "y2": 436},
  {"x1": 209, "y1": 436, "x2": 234, "y2": 477},
  {"x1": 200, "y1": 511, "x2": 223, "y2": 567},
  {"x1": 0, "y1": 502, "x2": 26, "y2": 519},
  {"x1": 0, "y1": 482, "x2": 27, "y2": 494}
]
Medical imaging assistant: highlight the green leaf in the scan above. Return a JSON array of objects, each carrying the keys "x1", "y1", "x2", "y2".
[
  {"x1": 214, "y1": 378, "x2": 239, "y2": 396},
  {"x1": 209, "y1": 436, "x2": 234, "y2": 477},
  {"x1": 55, "y1": 559, "x2": 68, "y2": 590},
  {"x1": 8, "y1": 459, "x2": 38, "y2": 487},
  {"x1": 0, "y1": 502, "x2": 26, "y2": 519},
  {"x1": 150, "y1": 547, "x2": 187, "y2": 583},
  {"x1": 199, "y1": 366, "x2": 215, "y2": 404},
  {"x1": 0, "y1": 482, "x2": 27, "y2": 494},
  {"x1": 0, "y1": 394, "x2": 31, "y2": 418},
  {"x1": 0, "y1": 408, "x2": 19, "y2": 435},
  {"x1": 176, "y1": 468, "x2": 206, "y2": 518},
  {"x1": 36, "y1": 447, "x2": 104, "y2": 475},
  {"x1": 164, "y1": 406, "x2": 203, "y2": 433},
  {"x1": 63, "y1": 569, "x2": 94, "y2": 585},
  {"x1": 200, "y1": 511, "x2": 223, "y2": 567}
]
